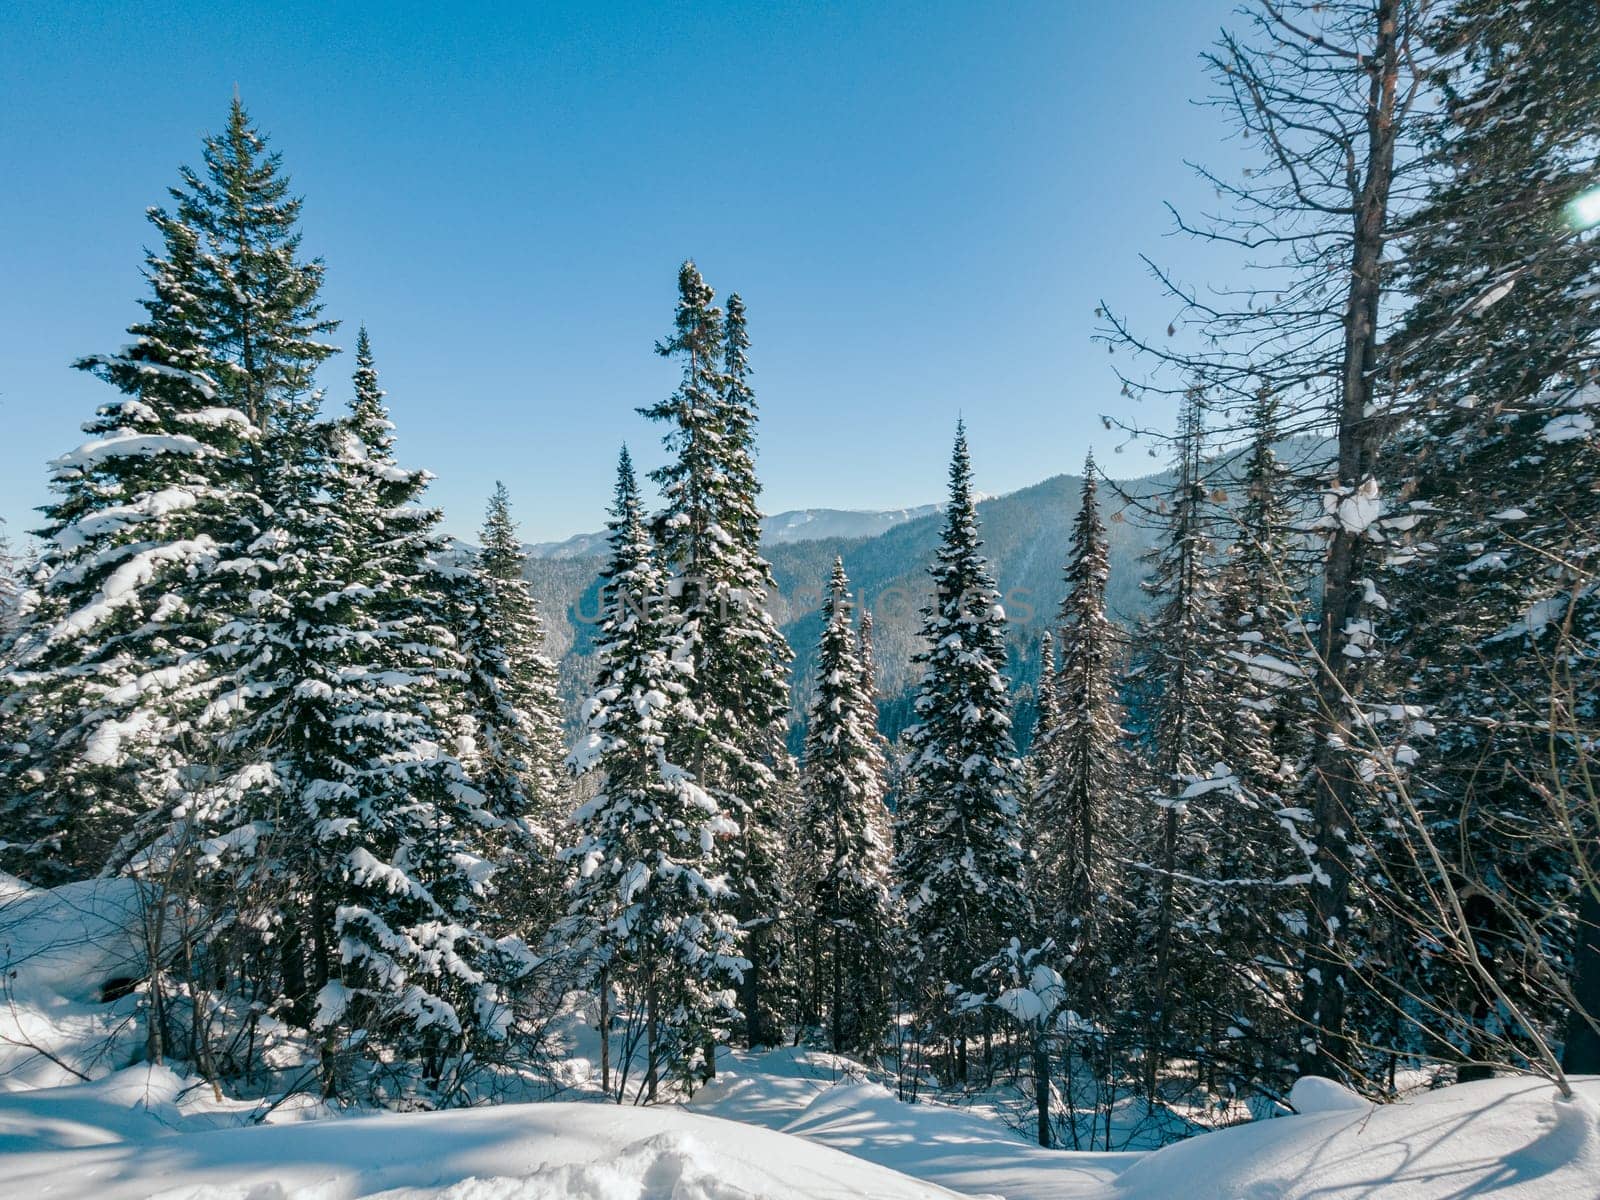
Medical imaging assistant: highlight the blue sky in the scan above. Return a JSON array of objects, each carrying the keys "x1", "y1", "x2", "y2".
[{"x1": 0, "y1": 1, "x2": 1245, "y2": 545}]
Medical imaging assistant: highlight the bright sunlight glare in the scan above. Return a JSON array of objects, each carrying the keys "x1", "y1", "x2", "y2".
[{"x1": 1569, "y1": 184, "x2": 1600, "y2": 230}]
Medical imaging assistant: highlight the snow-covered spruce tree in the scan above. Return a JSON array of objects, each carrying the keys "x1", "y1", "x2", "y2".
[
  {"x1": 961, "y1": 937, "x2": 1067, "y2": 1148},
  {"x1": 293, "y1": 333, "x2": 519, "y2": 1101},
  {"x1": 1021, "y1": 632, "x2": 1059, "y2": 826},
  {"x1": 1215, "y1": 395, "x2": 1308, "y2": 785},
  {"x1": 856, "y1": 606, "x2": 895, "y2": 851},
  {"x1": 892, "y1": 424, "x2": 1030, "y2": 1077},
  {"x1": 118, "y1": 107, "x2": 503, "y2": 1098},
  {"x1": 1117, "y1": 398, "x2": 1233, "y2": 1100},
  {"x1": 1377, "y1": 0, "x2": 1600, "y2": 1081},
  {"x1": 858, "y1": 607, "x2": 879, "y2": 698},
  {"x1": 452, "y1": 479, "x2": 568, "y2": 936},
  {"x1": 117, "y1": 104, "x2": 347, "y2": 1041},
  {"x1": 793, "y1": 558, "x2": 895, "y2": 1055},
  {"x1": 115, "y1": 104, "x2": 348, "y2": 1078},
  {"x1": 564, "y1": 448, "x2": 745, "y2": 1101},
  {"x1": 640, "y1": 264, "x2": 795, "y2": 1050},
  {"x1": 1028, "y1": 458, "x2": 1127, "y2": 995},
  {"x1": 0, "y1": 206, "x2": 258, "y2": 886},
  {"x1": 1032, "y1": 632, "x2": 1061, "y2": 754}
]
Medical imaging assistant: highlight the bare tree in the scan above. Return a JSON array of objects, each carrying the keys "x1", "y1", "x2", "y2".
[{"x1": 1099, "y1": 0, "x2": 1435, "y2": 1080}]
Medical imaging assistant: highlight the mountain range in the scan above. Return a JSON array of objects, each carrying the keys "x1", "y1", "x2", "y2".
[
  {"x1": 522, "y1": 463, "x2": 1177, "y2": 751},
  {"x1": 526, "y1": 504, "x2": 943, "y2": 560}
]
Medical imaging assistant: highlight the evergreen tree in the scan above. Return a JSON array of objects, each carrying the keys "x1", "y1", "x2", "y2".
[
  {"x1": 857, "y1": 606, "x2": 895, "y2": 854},
  {"x1": 858, "y1": 607, "x2": 879, "y2": 701},
  {"x1": 455, "y1": 479, "x2": 568, "y2": 934},
  {"x1": 1203, "y1": 400, "x2": 1308, "y2": 1092},
  {"x1": 139, "y1": 107, "x2": 352, "y2": 1059},
  {"x1": 1118, "y1": 399, "x2": 1232, "y2": 1098},
  {"x1": 793, "y1": 558, "x2": 896, "y2": 1054},
  {"x1": 174, "y1": 98, "x2": 337, "y2": 444},
  {"x1": 1033, "y1": 633, "x2": 1060, "y2": 749},
  {"x1": 1379, "y1": 0, "x2": 1600, "y2": 1079},
  {"x1": 1020, "y1": 633, "x2": 1059, "y2": 851},
  {"x1": 1215, "y1": 396, "x2": 1306, "y2": 784},
  {"x1": 0, "y1": 205, "x2": 259, "y2": 884},
  {"x1": 1029, "y1": 458, "x2": 1127, "y2": 1001},
  {"x1": 640, "y1": 263, "x2": 795, "y2": 1049},
  {"x1": 2, "y1": 106, "x2": 515, "y2": 1096},
  {"x1": 893, "y1": 424, "x2": 1030, "y2": 1073},
  {"x1": 300, "y1": 333, "x2": 513, "y2": 1097},
  {"x1": 564, "y1": 449, "x2": 745, "y2": 1099}
]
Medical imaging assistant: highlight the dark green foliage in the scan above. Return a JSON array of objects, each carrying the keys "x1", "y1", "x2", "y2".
[
  {"x1": 893, "y1": 425, "x2": 1031, "y2": 1052},
  {"x1": 793, "y1": 558, "x2": 896, "y2": 1054}
]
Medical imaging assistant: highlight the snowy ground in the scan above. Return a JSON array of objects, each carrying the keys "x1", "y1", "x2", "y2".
[
  {"x1": 2, "y1": 1060, "x2": 1596, "y2": 1200},
  {"x1": 4, "y1": 872, "x2": 1599, "y2": 1199}
]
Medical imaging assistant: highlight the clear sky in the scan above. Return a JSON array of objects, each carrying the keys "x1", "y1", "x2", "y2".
[{"x1": 0, "y1": 1, "x2": 1246, "y2": 546}]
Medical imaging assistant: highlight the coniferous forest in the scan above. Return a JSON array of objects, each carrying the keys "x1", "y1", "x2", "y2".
[{"x1": 2, "y1": 2, "x2": 1599, "y2": 1195}]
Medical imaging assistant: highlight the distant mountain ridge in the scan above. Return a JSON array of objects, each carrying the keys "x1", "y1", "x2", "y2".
[
  {"x1": 523, "y1": 432, "x2": 1333, "y2": 752},
  {"x1": 522, "y1": 464, "x2": 1177, "y2": 750},
  {"x1": 526, "y1": 503, "x2": 942, "y2": 559}
]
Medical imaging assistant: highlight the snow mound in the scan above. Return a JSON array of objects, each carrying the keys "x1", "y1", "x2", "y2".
[
  {"x1": 0, "y1": 1065, "x2": 185, "y2": 1153},
  {"x1": 4, "y1": 1098, "x2": 959, "y2": 1200},
  {"x1": 689, "y1": 1045, "x2": 871, "y2": 1131},
  {"x1": 1287, "y1": 1074, "x2": 1370, "y2": 1115},
  {"x1": 0, "y1": 872, "x2": 146, "y2": 1000},
  {"x1": 1109, "y1": 1075, "x2": 1600, "y2": 1200},
  {"x1": 404, "y1": 1132, "x2": 779, "y2": 1200},
  {"x1": 780, "y1": 1080, "x2": 1130, "y2": 1199},
  {"x1": 0, "y1": 872, "x2": 151, "y2": 1090}
]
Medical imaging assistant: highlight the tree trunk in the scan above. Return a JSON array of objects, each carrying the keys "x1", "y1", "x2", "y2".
[
  {"x1": 645, "y1": 982, "x2": 660, "y2": 1104},
  {"x1": 743, "y1": 934, "x2": 765, "y2": 1049},
  {"x1": 1563, "y1": 887, "x2": 1600, "y2": 1073},
  {"x1": 599, "y1": 968, "x2": 612, "y2": 1100},
  {"x1": 1034, "y1": 1039, "x2": 1052, "y2": 1148},
  {"x1": 1147, "y1": 805, "x2": 1178, "y2": 1102},
  {"x1": 831, "y1": 923, "x2": 843, "y2": 1053},
  {"x1": 1297, "y1": 0, "x2": 1403, "y2": 1082}
]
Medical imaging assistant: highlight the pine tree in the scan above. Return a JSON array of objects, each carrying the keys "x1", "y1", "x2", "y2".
[
  {"x1": 793, "y1": 558, "x2": 896, "y2": 1054},
  {"x1": 455, "y1": 479, "x2": 568, "y2": 935},
  {"x1": 1020, "y1": 633, "x2": 1059, "y2": 854},
  {"x1": 1033, "y1": 633, "x2": 1060, "y2": 749},
  {"x1": 299, "y1": 333, "x2": 513, "y2": 1097},
  {"x1": 857, "y1": 606, "x2": 895, "y2": 855},
  {"x1": 133, "y1": 104, "x2": 354, "y2": 1059},
  {"x1": 1119, "y1": 399, "x2": 1232, "y2": 1098},
  {"x1": 1215, "y1": 396, "x2": 1306, "y2": 785},
  {"x1": 640, "y1": 263, "x2": 795, "y2": 1050},
  {"x1": 1379, "y1": 0, "x2": 1600, "y2": 1079},
  {"x1": 0, "y1": 205, "x2": 259, "y2": 884},
  {"x1": 1029, "y1": 458, "x2": 1127, "y2": 1001},
  {"x1": 893, "y1": 424, "x2": 1030, "y2": 1074},
  {"x1": 858, "y1": 607, "x2": 879, "y2": 700},
  {"x1": 1203, "y1": 401, "x2": 1308, "y2": 1092},
  {"x1": 564, "y1": 449, "x2": 745, "y2": 1099},
  {"x1": 174, "y1": 98, "x2": 337, "y2": 444},
  {"x1": 3, "y1": 101, "x2": 522, "y2": 1098}
]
